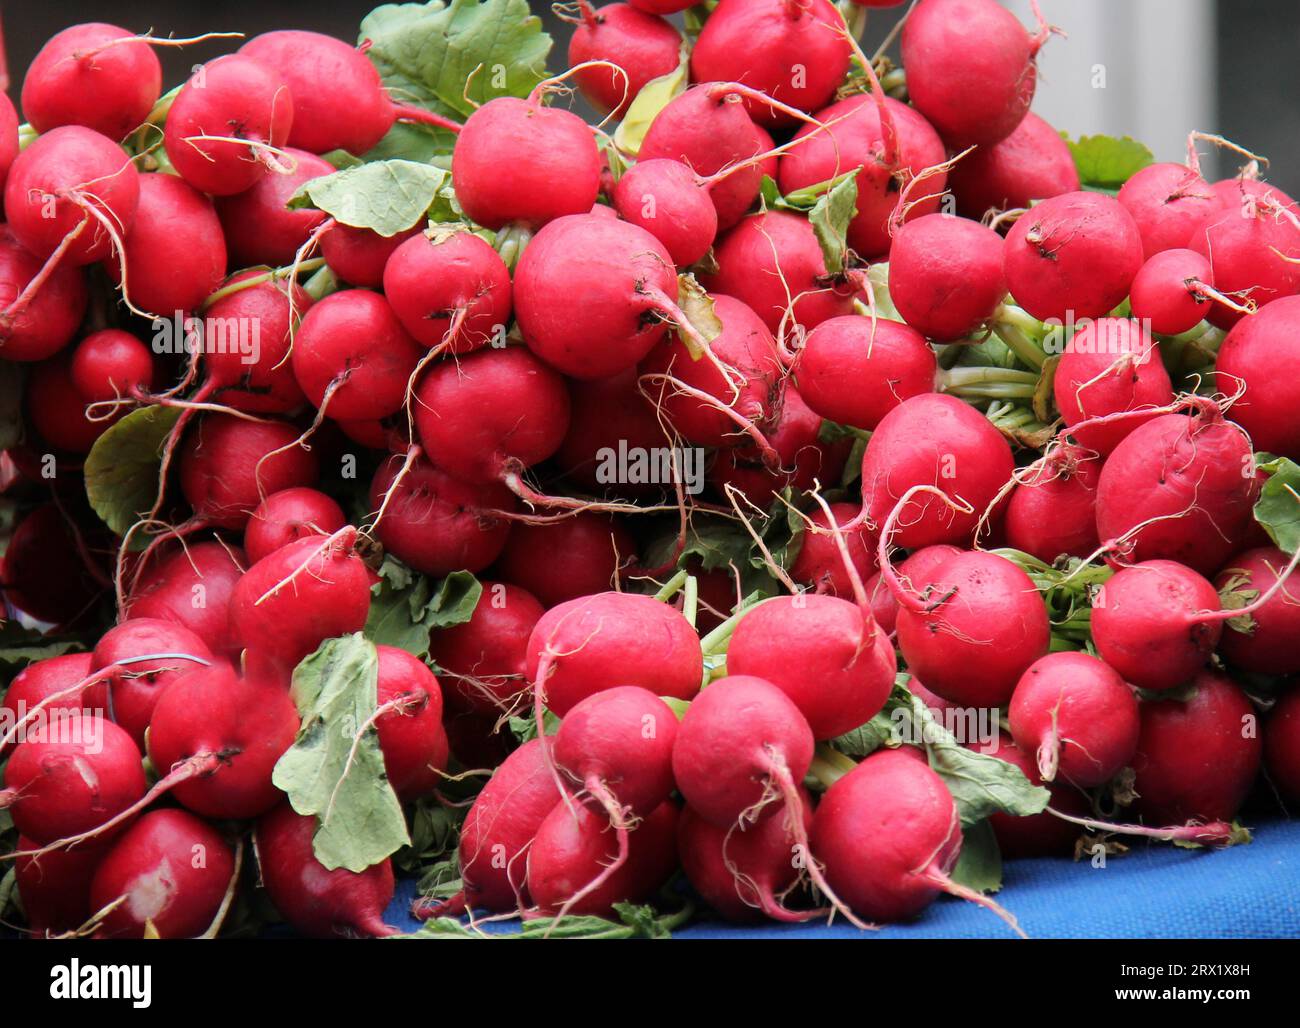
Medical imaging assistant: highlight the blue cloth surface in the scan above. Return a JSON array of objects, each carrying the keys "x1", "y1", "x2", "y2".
[{"x1": 388, "y1": 817, "x2": 1300, "y2": 939}]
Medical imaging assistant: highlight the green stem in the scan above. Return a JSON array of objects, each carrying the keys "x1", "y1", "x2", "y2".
[
  {"x1": 991, "y1": 316, "x2": 1047, "y2": 371},
  {"x1": 809, "y1": 744, "x2": 859, "y2": 791},
  {"x1": 654, "y1": 569, "x2": 689, "y2": 603},
  {"x1": 200, "y1": 258, "x2": 327, "y2": 310},
  {"x1": 302, "y1": 266, "x2": 339, "y2": 302},
  {"x1": 699, "y1": 592, "x2": 768, "y2": 656},
  {"x1": 494, "y1": 223, "x2": 534, "y2": 271},
  {"x1": 682, "y1": 575, "x2": 698, "y2": 630}
]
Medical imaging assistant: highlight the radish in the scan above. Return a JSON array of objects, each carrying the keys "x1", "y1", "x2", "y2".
[
  {"x1": 690, "y1": 0, "x2": 852, "y2": 127},
  {"x1": 948, "y1": 112, "x2": 1079, "y2": 218},
  {"x1": 89, "y1": 809, "x2": 235, "y2": 939},
  {"x1": 368, "y1": 455, "x2": 515, "y2": 576},
  {"x1": 555, "y1": 369, "x2": 667, "y2": 495},
  {"x1": 728, "y1": 595, "x2": 895, "y2": 740},
  {"x1": 215, "y1": 148, "x2": 334, "y2": 267},
  {"x1": 1265, "y1": 686, "x2": 1300, "y2": 805},
  {"x1": 863, "y1": 543, "x2": 963, "y2": 637},
  {"x1": 567, "y1": 3, "x2": 682, "y2": 118},
  {"x1": 292, "y1": 289, "x2": 424, "y2": 421},
  {"x1": 859, "y1": 393, "x2": 1014, "y2": 549},
  {"x1": 383, "y1": 229, "x2": 513, "y2": 351},
  {"x1": 27, "y1": 356, "x2": 120, "y2": 453},
  {"x1": 703, "y1": 210, "x2": 858, "y2": 335},
  {"x1": 812, "y1": 748, "x2": 1022, "y2": 931},
  {"x1": 245, "y1": 487, "x2": 347, "y2": 566},
  {"x1": 109, "y1": 172, "x2": 226, "y2": 316},
  {"x1": 611, "y1": 158, "x2": 719, "y2": 268},
  {"x1": 493, "y1": 514, "x2": 634, "y2": 608},
  {"x1": 413, "y1": 347, "x2": 570, "y2": 485},
  {"x1": 795, "y1": 316, "x2": 936, "y2": 431},
  {"x1": 255, "y1": 802, "x2": 395, "y2": 937},
  {"x1": 228, "y1": 533, "x2": 371, "y2": 677},
  {"x1": 1003, "y1": 444, "x2": 1101, "y2": 563},
  {"x1": 163, "y1": 54, "x2": 294, "y2": 197},
  {"x1": 1132, "y1": 670, "x2": 1261, "y2": 824},
  {"x1": 1117, "y1": 162, "x2": 1221, "y2": 259},
  {"x1": 889, "y1": 214, "x2": 1007, "y2": 341},
  {"x1": 374, "y1": 644, "x2": 448, "y2": 803},
  {"x1": 1, "y1": 653, "x2": 97, "y2": 745},
  {"x1": 1129, "y1": 248, "x2": 1244, "y2": 337},
  {"x1": 790, "y1": 502, "x2": 875, "y2": 597},
  {"x1": 430, "y1": 582, "x2": 545, "y2": 715},
  {"x1": 1216, "y1": 294, "x2": 1300, "y2": 458},
  {"x1": 452, "y1": 95, "x2": 600, "y2": 231},
  {"x1": 21, "y1": 23, "x2": 163, "y2": 140},
  {"x1": 127, "y1": 541, "x2": 244, "y2": 658},
  {"x1": 969, "y1": 733, "x2": 1092, "y2": 859},
  {"x1": 2, "y1": 504, "x2": 107, "y2": 626},
  {"x1": 1094, "y1": 401, "x2": 1256, "y2": 575},
  {"x1": 1003, "y1": 192, "x2": 1145, "y2": 323},
  {"x1": 180, "y1": 414, "x2": 319, "y2": 530},
  {"x1": 91, "y1": 617, "x2": 215, "y2": 748},
  {"x1": 15, "y1": 836, "x2": 102, "y2": 936},
  {"x1": 901, "y1": 0, "x2": 1049, "y2": 148},
  {"x1": 628, "y1": 0, "x2": 695, "y2": 10},
  {"x1": 0, "y1": 226, "x2": 89, "y2": 362},
  {"x1": 0, "y1": 95, "x2": 16, "y2": 194},
  {"x1": 321, "y1": 222, "x2": 419, "y2": 288},
  {"x1": 527, "y1": 591, "x2": 703, "y2": 716},
  {"x1": 4, "y1": 125, "x2": 140, "y2": 265},
  {"x1": 677, "y1": 787, "x2": 819, "y2": 923},
  {"x1": 1008, "y1": 651, "x2": 1139, "y2": 787},
  {"x1": 777, "y1": 93, "x2": 948, "y2": 259},
  {"x1": 1053, "y1": 317, "x2": 1174, "y2": 457},
  {"x1": 1215, "y1": 547, "x2": 1300, "y2": 675},
  {"x1": 70, "y1": 328, "x2": 155, "y2": 403},
  {"x1": 201, "y1": 274, "x2": 311, "y2": 415}
]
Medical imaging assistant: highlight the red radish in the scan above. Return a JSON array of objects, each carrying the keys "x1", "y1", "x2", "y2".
[
  {"x1": 15, "y1": 836, "x2": 102, "y2": 936},
  {"x1": 568, "y1": 3, "x2": 682, "y2": 118},
  {"x1": 373, "y1": 645, "x2": 448, "y2": 803},
  {"x1": 1003, "y1": 192, "x2": 1144, "y2": 323},
  {"x1": 677, "y1": 788, "x2": 819, "y2": 923},
  {"x1": 887, "y1": 547, "x2": 1050, "y2": 707},
  {"x1": 790, "y1": 502, "x2": 875, "y2": 597},
  {"x1": 1, "y1": 504, "x2": 107, "y2": 625},
  {"x1": 555, "y1": 369, "x2": 667, "y2": 494},
  {"x1": 527, "y1": 591, "x2": 703, "y2": 716},
  {"x1": 337, "y1": 416, "x2": 408, "y2": 454},
  {"x1": 795, "y1": 316, "x2": 936, "y2": 430},
  {"x1": 901, "y1": 0, "x2": 1047, "y2": 148},
  {"x1": 413, "y1": 347, "x2": 570, "y2": 484},
  {"x1": 202, "y1": 274, "x2": 311, "y2": 415},
  {"x1": 180, "y1": 414, "x2": 319, "y2": 530},
  {"x1": 256, "y1": 802, "x2": 395, "y2": 937},
  {"x1": 215, "y1": 148, "x2": 333, "y2": 267},
  {"x1": 1094, "y1": 402, "x2": 1256, "y2": 575},
  {"x1": 91, "y1": 618, "x2": 215, "y2": 748},
  {"x1": 612, "y1": 158, "x2": 718, "y2": 267},
  {"x1": 430, "y1": 582, "x2": 545, "y2": 715},
  {"x1": 1053, "y1": 317, "x2": 1174, "y2": 457},
  {"x1": 639, "y1": 295, "x2": 781, "y2": 448},
  {"x1": 0, "y1": 226, "x2": 89, "y2": 362},
  {"x1": 948, "y1": 112, "x2": 1079, "y2": 218},
  {"x1": 127, "y1": 541, "x2": 245, "y2": 657},
  {"x1": 1132, "y1": 670, "x2": 1261, "y2": 824},
  {"x1": 383, "y1": 229, "x2": 512, "y2": 351},
  {"x1": 321, "y1": 222, "x2": 420, "y2": 288},
  {"x1": 1129, "y1": 248, "x2": 1231, "y2": 336},
  {"x1": 4, "y1": 125, "x2": 140, "y2": 265},
  {"x1": 1212, "y1": 176, "x2": 1297, "y2": 211},
  {"x1": 1265, "y1": 686, "x2": 1300, "y2": 804},
  {"x1": 70, "y1": 328, "x2": 154, "y2": 402},
  {"x1": 529, "y1": 799, "x2": 678, "y2": 917},
  {"x1": 368, "y1": 455, "x2": 515, "y2": 576},
  {"x1": 1, "y1": 714, "x2": 146, "y2": 845},
  {"x1": 1215, "y1": 547, "x2": 1300, "y2": 675},
  {"x1": 21, "y1": 23, "x2": 163, "y2": 140},
  {"x1": 860, "y1": 393, "x2": 1014, "y2": 549},
  {"x1": 812, "y1": 748, "x2": 1022, "y2": 931},
  {"x1": 728, "y1": 596, "x2": 895, "y2": 739},
  {"x1": 889, "y1": 215, "x2": 1007, "y2": 341},
  {"x1": 1216, "y1": 295, "x2": 1300, "y2": 458},
  {"x1": 1004, "y1": 445, "x2": 1101, "y2": 563},
  {"x1": 1, "y1": 654, "x2": 97, "y2": 743},
  {"x1": 0, "y1": 95, "x2": 16, "y2": 194},
  {"x1": 108, "y1": 172, "x2": 226, "y2": 316},
  {"x1": 1008, "y1": 651, "x2": 1139, "y2": 787},
  {"x1": 163, "y1": 54, "x2": 294, "y2": 197},
  {"x1": 493, "y1": 514, "x2": 634, "y2": 608},
  {"x1": 27, "y1": 356, "x2": 120, "y2": 453},
  {"x1": 228, "y1": 533, "x2": 371, "y2": 677},
  {"x1": 244, "y1": 487, "x2": 347, "y2": 565},
  {"x1": 970, "y1": 734, "x2": 1092, "y2": 859},
  {"x1": 639, "y1": 84, "x2": 776, "y2": 231},
  {"x1": 90, "y1": 809, "x2": 235, "y2": 939},
  {"x1": 691, "y1": 0, "x2": 851, "y2": 127},
  {"x1": 703, "y1": 210, "x2": 857, "y2": 335},
  {"x1": 778, "y1": 93, "x2": 947, "y2": 260},
  {"x1": 452, "y1": 95, "x2": 600, "y2": 231},
  {"x1": 1117, "y1": 162, "x2": 1221, "y2": 259},
  {"x1": 864, "y1": 544, "x2": 963, "y2": 636},
  {"x1": 292, "y1": 289, "x2": 424, "y2": 421},
  {"x1": 628, "y1": 0, "x2": 695, "y2": 10}
]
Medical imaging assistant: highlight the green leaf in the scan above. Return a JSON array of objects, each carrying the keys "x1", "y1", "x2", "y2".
[
  {"x1": 359, "y1": 122, "x2": 457, "y2": 165},
  {"x1": 289, "y1": 160, "x2": 447, "y2": 236},
  {"x1": 613, "y1": 53, "x2": 689, "y2": 158},
  {"x1": 361, "y1": 0, "x2": 552, "y2": 120},
  {"x1": 273, "y1": 634, "x2": 410, "y2": 872},
  {"x1": 1063, "y1": 133, "x2": 1155, "y2": 192},
  {"x1": 1254, "y1": 454, "x2": 1300, "y2": 554},
  {"x1": 949, "y1": 819, "x2": 1003, "y2": 895},
  {"x1": 808, "y1": 174, "x2": 859, "y2": 276},
  {"x1": 830, "y1": 678, "x2": 910, "y2": 757},
  {"x1": 84, "y1": 404, "x2": 183, "y2": 538},
  {"x1": 675, "y1": 273, "x2": 722, "y2": 357},
  {"x1": 0, "y1": 622, "x2": 85, "y2": 677},
  {"x1": 0, "y1": 362, "x2": 24, "y2": 452},
  {"x1": 396, "y1": 900, "x2": 687, "y2": 939},
  {"x1": 366, "y1": 558, "x2": 482, "y2": 659},
  {"x1": 778, "y1": 170, "x2": 858, "y2": 212}
]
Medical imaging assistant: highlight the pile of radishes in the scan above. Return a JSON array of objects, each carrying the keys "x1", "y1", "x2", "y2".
[{"x1": 0, "y1": 0, "x2": 1297, "y2": 940}]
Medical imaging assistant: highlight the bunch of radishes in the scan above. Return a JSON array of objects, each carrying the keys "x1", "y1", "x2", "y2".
[{"x1": 0, "y1": 0, "x2": 1297, "y2": 940}]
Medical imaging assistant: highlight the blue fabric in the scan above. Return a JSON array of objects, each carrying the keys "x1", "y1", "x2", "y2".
[{"x1": 387, "y1": 817, "x2": 1300, "y2": 939}]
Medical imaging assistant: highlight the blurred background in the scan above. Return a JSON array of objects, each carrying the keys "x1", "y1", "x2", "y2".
[{"x1": 2, "y1": 0, "x2": 1297, "y2": 191}]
